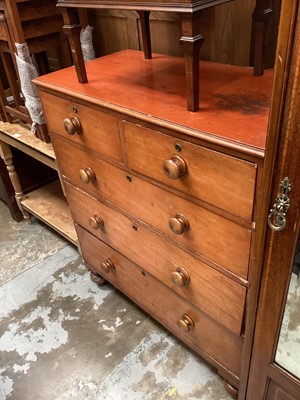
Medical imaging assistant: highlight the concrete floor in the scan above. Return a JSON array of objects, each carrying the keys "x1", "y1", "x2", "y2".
[{"x1": 0, "y1": 200, "x2": 233, "y2": 400}]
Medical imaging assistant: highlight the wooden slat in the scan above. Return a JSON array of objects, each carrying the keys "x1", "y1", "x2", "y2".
[
  {"x1": 22, "y1": 15, "x2": 64, "y2": 40},
  {"x1": 0, "y1": 121, "x2": 55, "y2": 161},
  {"x1": 18, "y1": 0, "x2": 60, "y2": 21}
]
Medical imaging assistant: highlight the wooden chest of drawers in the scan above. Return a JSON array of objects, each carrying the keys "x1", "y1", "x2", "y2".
[{"x1": 34, "y1": 49, "x2": 274, "y2": 394}]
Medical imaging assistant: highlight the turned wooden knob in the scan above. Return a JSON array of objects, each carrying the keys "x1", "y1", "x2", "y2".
[
  {"x1": 64, "y1": 117, "x2": 82, "y2": 135},
  {"x1": 163, "y1": 156, "x2": 187, "y2": 179},
  {"x1": 177, "y1": 314, "x2": 194, "y2": 333},
  {"x1": 101, "y1": 258, "x2": 115, "y2": 273},
  {"x1": 169, "y1": 214, "x2": 190, "y2": 235},
  {"x1": 171, "y1": 268, "x2": 190, "y2": 287},
  {"x1": 89, "y1": 215, "x2": 104, "y2": 230},
  {"x1": 79, "y1": 167, "x2": 95, "y2": 184}
]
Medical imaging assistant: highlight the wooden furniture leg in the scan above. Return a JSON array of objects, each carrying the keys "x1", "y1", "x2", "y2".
[
  {"x1": 223, "y1": 381, "x2": 238, "y2": 398},
  {"x1": 137, "y1": 11, "x2": 152, "y2": 59},
  {"x1": 61, "y1": 7, "x2": 87, "y2": 83},
  {"x1": 61, "y1": 7, "x2": 205, "y2": 112},
  {"x1": 179, "y1": 11, "x2": 204, "y2": 112},
  {"x1": 0, "y1": 156, "x2": 22, "y2": 221},
  {"x1": 0, "y1": 140, "x2": 31, "y2": 222},
  {"x1": 33, "y1": 51, "x2": 50, "y2": 76},
  {"x1": 0, "y1": 77, "x2": 8, "y2": 122},
  {"x1": 90, "y1": 271, "x2": 107, "y2": 287},
  {"x1": 251, "y1": 0, "x2": 273, "y2": 76}
]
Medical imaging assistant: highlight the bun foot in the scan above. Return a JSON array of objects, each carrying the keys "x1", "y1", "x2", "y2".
[
  {"x1": 90, "y1": 271, "x2": 107, "y2": 287},
  {"x1": 224, "y1": 381, "x2": 238, "y2": 398}
]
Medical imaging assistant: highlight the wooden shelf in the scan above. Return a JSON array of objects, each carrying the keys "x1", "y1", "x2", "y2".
[
  {"x1": 21, "y1": 180, "x2": 77, "y2": 245},
  {"x1": 0, "y1": 121, "x2": 56, "y2": 169},
  {"x1": 0, "y1": 121, "x2": 77, "y2": 246}
]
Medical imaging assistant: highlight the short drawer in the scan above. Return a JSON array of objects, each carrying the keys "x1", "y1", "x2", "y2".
[
  {"x1": 39, "y1": 91, "x2": 123, "y2": 162},
  {"x1": 66, "y1": 183, "x2": 247, "y2": 336},
  {"x1": 123, "y1": 121, "x2": 257, "y2": 221},
  {"x1": 77, "y1": 224, "x2": 243, "y2": 378},
  {"x1": 53, "y1": 138, "x2": 251, "y2": 279}
]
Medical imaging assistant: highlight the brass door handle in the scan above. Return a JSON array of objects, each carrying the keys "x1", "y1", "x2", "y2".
[
  {"x1": 177, "y1": 314, "x2": 194, "y2": 333},
  {"x1": 101, "y1": 258, "x2": 115, "y2": 273},
  {"x1": 169, "y1": 214, "x2": 190, "y2": 235},
  {"x1": 79, "y1": 167, "x2": 95, "y2": 184},
  {"x1": 64, "y1": 116, "x2": 82, "y2": 135},
  {"x1": 268, "y1": 177, "x2": 291, "y2": 232},
  {"x1": 171, "y1": 268, "x2": 190, "y2": 287},
  {"x1": 163, "y1": 156, "x2": 187, "y2": 179}
]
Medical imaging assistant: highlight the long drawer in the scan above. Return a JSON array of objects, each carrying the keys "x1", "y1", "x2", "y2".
[
  {"x1": 40, "y1": 91, "x2": 123, "y2": 162},
  {"x1": 123, "y1": 121, "x2": 257, "y2": 221},
  {"x1": 66, "y1": 183, "x2": 247, "y2": 336},
  {"x1": 53, "y1": 137, "x2": 251, "y2": 279},
  {"x1": 76, "y1": 224, "x2": 243, "y2": 379}
]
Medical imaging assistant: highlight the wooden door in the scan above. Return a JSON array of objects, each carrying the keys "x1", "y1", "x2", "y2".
[{"x1": 245, "y1": 0, "x2": 300, "y2": 398}]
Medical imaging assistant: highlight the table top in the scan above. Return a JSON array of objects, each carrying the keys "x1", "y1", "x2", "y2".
[
  {"x1": 57, "y1": 0, "x2": 232, "y2": 13},
  {"x1": 35, "y1": 50, "x2": 274, "y2": 158}
]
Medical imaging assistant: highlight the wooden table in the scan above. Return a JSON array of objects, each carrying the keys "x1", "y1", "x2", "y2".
[{"x1": 57, "y1": 0, "x2": 273, "y2": 112}]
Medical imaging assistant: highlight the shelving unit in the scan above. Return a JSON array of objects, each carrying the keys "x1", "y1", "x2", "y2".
[{"x1": 0, "y1": 120, "x2": 77, "y2": 245}]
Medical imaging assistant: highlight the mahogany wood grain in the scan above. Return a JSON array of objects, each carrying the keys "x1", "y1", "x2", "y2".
[
  {"x1": 39, "y1": 92, "x2": 123, "y2": 163},
  {"x1": 33, "y1": 27, "x2": 277, "y2": 397},
  {"x1": 66, "y1": 182, "x2": 246, "y2": 336},
  {"x1": 34, "y1": 50, "x2": 273, "y2": 151},
  {"x1": 245, "y1": 1, "x2": 300, "y2": 398},
  {"x1": 136, "y1": 11, "x2": 152, "y2": 59},
  {"x1": 53, "y1": 137, "x2": 252, "y2": 280},
  {"x1": 123, "y1": 121, "x2": 257, "y2": 221},
  {"x1": 57, "y1": 0, "x2": 232, "y2": 10},
  {"x1": 76, "y1": 223, "x2": 244, "y2": 380}
]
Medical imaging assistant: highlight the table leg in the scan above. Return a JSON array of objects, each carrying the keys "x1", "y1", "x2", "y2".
[
  {"x1": 0, "y1": 140, "x2": 31, "y2": 222},
  {"x1": 179, "y1": 12, "x2": 204, "y2": 112},
  {"x1": 251, "y1": 0, "x2": 273, "y2": 76},
  {"x1": 137, "y1": 11, "x2": 152, "y2": 59},
  {"x1": 61, "y1": 7, "x2": 87, "y2": 83}
]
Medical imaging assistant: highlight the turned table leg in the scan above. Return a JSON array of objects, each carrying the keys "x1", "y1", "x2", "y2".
[
  {"x1": 0, "y1": 140, "x2": 31, "y2": 222},
  {"x1": 61, "y1": 7, "x2": 87, "y2": 83},
  {"x1": 179, "y1": 12, "x2": 204, "y2": 112},
  {"x1": 251, "y1": 0, "x2": 273, "y2": 76},
  {"x1": 137, "y1": 11, "x2": 152, "y2": 59}
]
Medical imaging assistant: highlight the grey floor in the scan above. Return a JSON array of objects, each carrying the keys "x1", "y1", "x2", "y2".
[{"x1": 0, "y1": 200, "x2": 232, "y2": 400}]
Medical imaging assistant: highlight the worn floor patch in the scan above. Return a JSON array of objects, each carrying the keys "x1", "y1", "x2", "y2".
[
  {"x1": 0, "y1": 202, "x2": 68, "y2": 285},
  {"x1": 0, "y1": 245, "x2": 231, "y2": 400}
]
